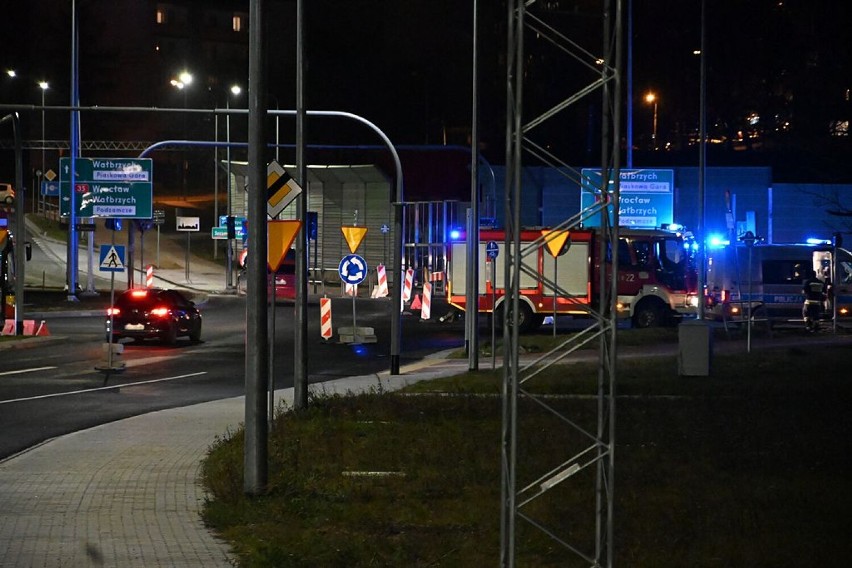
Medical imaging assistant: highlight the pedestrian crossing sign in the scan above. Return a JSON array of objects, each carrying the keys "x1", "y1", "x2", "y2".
[{"x1": 99, "y1": 245, "x2": 126, "y2": 272}]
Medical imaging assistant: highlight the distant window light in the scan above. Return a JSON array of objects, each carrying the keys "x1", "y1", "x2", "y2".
[
  {"x1": 846, "y1": 88, "x2": 850, "y2": 102},
  {"x1": 830, "y1": 120, "x2": 849, "y2": 137},
  {"x1": 233, "y1": 13, "x2": 247, "y2": 32},
  {"x1": 156, "y1": 8, "x2": 167, "y2": 24},
  {"x1": 747, "y1": 113, "x2": 759, "y2": 126}
]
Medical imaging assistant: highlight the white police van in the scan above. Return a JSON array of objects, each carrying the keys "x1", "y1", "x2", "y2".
[{"x1": 705, "y1": 238, "x2": 852, "y2": 327}]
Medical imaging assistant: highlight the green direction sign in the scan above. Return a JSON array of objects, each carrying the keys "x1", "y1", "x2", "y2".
[
  {"x1": 60, "y1": 182, "x2": 153, "y2": 218},
  {"x1": 211, "y1": 225, "x2": 246, "y2": 240},
  {"x1": 59, "y1": 157, "x2": 153, "y2": 219},
  {"x1": 580, "y1": 168, "x2": 674, "y2": 229},
  {"x1": 60, "y1": 157, "x2": 152, "y2": 183}
]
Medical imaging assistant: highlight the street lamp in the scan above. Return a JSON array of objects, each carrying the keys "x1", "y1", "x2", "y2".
[
  {"x1": 170, "y1": 71, "x2": 193, "y2": 90},
  {"x1": 170, "y1": 71, "x2": 193, "y2": 199},
  {"x1": 645, "y1": 92, "x2": 658, "y2": 150},
  {"x1": 226, "y1": 84, "x2": 242, "y2": 289},
  {"x1": 213, "y1": 83, "x2": 243, "y2": 263},
  {"x1": 267, "y1": 92, "x2": 281, "y2": 162},
  {"x1": 38, "y1": 81, "x2": 49, "y2": 215}
]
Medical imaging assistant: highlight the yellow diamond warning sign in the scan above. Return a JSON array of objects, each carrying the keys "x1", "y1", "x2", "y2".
[
  {"x1": 341, "y1": 226, "x2": 368, "y2": 253},
  {"x1": 266, "y1": 161, "x2": 302, "y2": 219}
]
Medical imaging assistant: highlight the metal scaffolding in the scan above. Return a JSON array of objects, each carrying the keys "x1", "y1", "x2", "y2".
[
  {"x1": 501, "y1": 1, "x2": 623, "y2": 566},
  {"x1": 0, "y1": 139, "x2": 181, "y2": 151}
]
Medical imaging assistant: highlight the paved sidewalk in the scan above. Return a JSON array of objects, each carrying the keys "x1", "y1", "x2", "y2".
[{"x1": 0, "y1": 354, "x2": 471, "y2": 568}]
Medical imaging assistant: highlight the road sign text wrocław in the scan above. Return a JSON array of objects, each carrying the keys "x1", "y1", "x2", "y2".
[{"x1": 60, "y1": 157, "x2": 153, "y2": 219}]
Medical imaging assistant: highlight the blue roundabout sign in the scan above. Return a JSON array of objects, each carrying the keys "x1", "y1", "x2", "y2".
[{"x1": 338, "y1": 254, "x2": 368, "y2": 285}]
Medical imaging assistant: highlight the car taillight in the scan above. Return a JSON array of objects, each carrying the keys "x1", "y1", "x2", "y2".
[
  {"x1": 150, "y1": 307, "x2": 170, "y2": 317},
  {"x1": 107, "y1": 307, "x2": 120, "y2": 316},
  {"x1": 131, "y1": 289, "x2": 149, "y2": 298}
]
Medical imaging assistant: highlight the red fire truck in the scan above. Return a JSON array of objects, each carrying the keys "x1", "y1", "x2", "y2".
[{"x1": 446, "y1": 227, "x2": 699, "y2": 331}]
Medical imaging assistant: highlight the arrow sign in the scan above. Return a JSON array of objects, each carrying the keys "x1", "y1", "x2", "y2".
[
  {"x1": 341, "y1": 226, "x2": 368, "y2": 253},
  {"x1": 339, "y1": 254, "x2": 368, "y2": 285},
  {"x1": 268, "y1": 219, "x2": 302, "y2": 272},
  {"x1": 486, "y1": 240, "x2": 499, "y2": 260}
]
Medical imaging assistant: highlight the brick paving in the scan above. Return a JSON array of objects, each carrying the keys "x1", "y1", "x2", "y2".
[{"x1": 0, "y1": 398, "x2": 242, "y2": 567}]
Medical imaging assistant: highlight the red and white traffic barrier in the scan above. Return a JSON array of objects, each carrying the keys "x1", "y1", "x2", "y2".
[
  {"x1": 344, "y1": 283, "x2": 357, "y2": 296},
  {"x1": 22, "y1": 320, "x2": 36, "y2": 335},
  {"x1": 375, "y1": 264, "x2": 389, "y2": 298},
  {"x1": 402, "y1": 267, "x2": 414, "y2": 302},
  {"x1": 146, "y1": 265, "x2": 154, "y2": 288},
  {"x1": 1, "y1": 319, "x2": 48, "y2": 336},
  {"x1": 320, "y1": 297, "x2": 333, "y2": 340},
  {"x1": 421, "y1": 282, "x2": 432, "y2": 320}
]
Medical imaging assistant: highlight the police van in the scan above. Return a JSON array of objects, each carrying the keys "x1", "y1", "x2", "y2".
[{"x1": 705, "y1": 238, "x2": 852, "y2": 327}]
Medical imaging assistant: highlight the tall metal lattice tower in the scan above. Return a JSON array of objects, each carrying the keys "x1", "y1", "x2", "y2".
[{"x1": 501, "y1": 0, "x2": 623, "y2": 566}]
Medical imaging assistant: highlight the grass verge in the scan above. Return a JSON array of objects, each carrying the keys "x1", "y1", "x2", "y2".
[{"x1": 201, "y1": 342, "x2": 852, "y2": 566}]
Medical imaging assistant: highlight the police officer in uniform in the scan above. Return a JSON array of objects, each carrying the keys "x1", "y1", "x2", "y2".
[{"x1": 802, "y1": 269, "x2": 826, "y2": 332}]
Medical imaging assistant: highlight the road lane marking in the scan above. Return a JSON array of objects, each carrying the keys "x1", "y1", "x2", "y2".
[
  {"x1": 0, "y1": 372, "x2": 208, "y2": 405},
  {"x1": 0, "y1": 366, "x2": 58, "y2": 377}
]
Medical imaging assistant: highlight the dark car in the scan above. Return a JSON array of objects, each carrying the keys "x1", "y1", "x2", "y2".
[
  {"x1": 272, "y1": 250, "x2": 296, "y2": 300},
  {"x1": 239, "y1": 247, "x2": 297, "y2": 300},
  {"x1": 105, "y1": 288, "x2": 202, "y2": 344}
]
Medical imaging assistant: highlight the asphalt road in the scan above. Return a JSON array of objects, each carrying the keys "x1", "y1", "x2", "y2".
[{"x1": 0, "y1": 295, "x2": 465, "y2": 460}]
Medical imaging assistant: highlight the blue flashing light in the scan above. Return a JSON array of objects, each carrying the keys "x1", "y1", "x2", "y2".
[
  {"x1": 449, "y1": 228, "x2": 462, "y2": 240},
  {"x1": 351, "y1": 344, "x2": 370, "y2": 357},
  {"x1": 806, "y1": 238, "x2": 831, "y2": 245},
  {"x1": 707, "y1": 234, "x2": 730, "y2": 249}
]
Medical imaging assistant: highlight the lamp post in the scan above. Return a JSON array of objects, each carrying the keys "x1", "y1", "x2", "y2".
[
  {"x1": 170, "y1": 71, "x2": 193, "y2": 199},
  {"x1": 266, "y1": 93, "x2": 281, "y2": 162},
  {"x1": 38, "y1": 81, "x2": 48, "y2": 215},
  {"x1": 697, "y1": 0, "x2": 707, "y2": 320},
  {"x1": 226, "y1": 84, "x2": 242, "y2": 290},
  {"x1": 645, "y1": 92, "x2": 658, "y2": 150}
]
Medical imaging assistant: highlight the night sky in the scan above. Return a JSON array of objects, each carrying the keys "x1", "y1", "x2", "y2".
[{"x1": 2, "y1": 1, "x2": 850, "y2": 182}]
